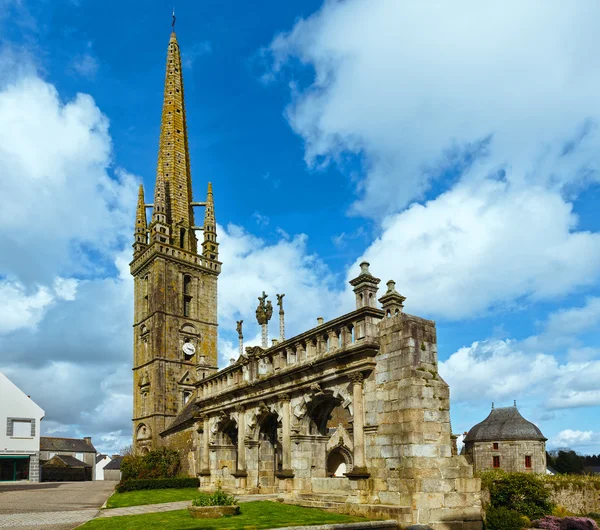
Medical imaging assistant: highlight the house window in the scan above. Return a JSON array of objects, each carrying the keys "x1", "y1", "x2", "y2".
[
  {"x1": 493, "y1": 442, "x2": 499, "y2": 450},
  {"x1": 7, "y1": 418, "x2": 34, "y2": 438},
  {"x1": 493, "y1": 456, "x2": 501, "y2": 468},
  {"x1": 525, "y1": 455, "x2": 532, "y2": 468},
  {"x1": 12, "y1": 420, "x2": 32, "y2": 438}
]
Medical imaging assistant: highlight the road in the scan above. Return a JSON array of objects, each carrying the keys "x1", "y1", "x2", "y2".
[{"x1": 0, "y1": 481, "x2": 117, "y2": 530}]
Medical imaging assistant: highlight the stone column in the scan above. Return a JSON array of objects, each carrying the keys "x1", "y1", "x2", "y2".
[
  {"x1": 199, "y1": 416, "x2": 210, "y2": 477},
  {"x1": 346, "y1": 372, "x2": 369, "y2": 478},
  {"x1": 233, "y1": 406, "x2": 248, "y2": 488},
  {"x1": 261, "y1": 323, "x2": 268, "y2": 349},
  {"x1": 277, "y1": 394, "x2": 294, "y2": 478}
]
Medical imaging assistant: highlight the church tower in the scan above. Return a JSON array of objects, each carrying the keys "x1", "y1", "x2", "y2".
[{"x1": 130, "y1": 29, "x2": 220, "y2": 453}]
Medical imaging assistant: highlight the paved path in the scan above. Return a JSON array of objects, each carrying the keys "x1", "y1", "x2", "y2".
[
  {"x1": 96, "y1": 493, "x2": 278, "y2": 518},
  {"x1": 0, "y1": 481, "x2": 117, "y2": 529}
]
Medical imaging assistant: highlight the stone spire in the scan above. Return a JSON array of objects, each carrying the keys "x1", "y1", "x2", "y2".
[
  {"x1": 152, "y1": 30, "x2": 198, "y2": 253},
  {"x1": 202, "y1": 182, "x2": 219, "y2": 261},
  {"x1": 133, "y1": 184, "x2": 148, "y2": 255}
]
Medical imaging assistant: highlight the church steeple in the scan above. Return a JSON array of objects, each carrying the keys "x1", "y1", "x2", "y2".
[
  {"x1": 133, "y1": 184, "x2": 148, "y2": 255},
  {"x1": 202, "y1": 182, "x2": 218, "y2": 261},
  {"x1": 152, "y1": 30, "x2": 198, "y2": 253},
  {"x1": 130, "y1": 24, "x2": 221, "y2": 454}
]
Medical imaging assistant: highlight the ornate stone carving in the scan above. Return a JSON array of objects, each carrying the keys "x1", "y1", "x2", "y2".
[{"x1": 255, "y1": 291, "x2": 273, "y2": 325}]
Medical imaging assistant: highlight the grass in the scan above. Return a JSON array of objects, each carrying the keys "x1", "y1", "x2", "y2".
[
  {"x1": 105, "y1": 487, "x2": 200, "y2": 508},
  {"x1": 83, "y1": 501, "x2": 368, "y2": 529}
]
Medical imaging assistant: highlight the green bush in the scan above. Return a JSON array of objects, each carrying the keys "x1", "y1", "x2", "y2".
[
  {"x1": 192, "y1": 487, "x2": 237, "y2": 507},
  {"x1": 116, "y1": 477, "x2": 199, "y2": 493},
  {"x1": 121, "y1": 447, "x2": 181, "y2": 480},
  {"x1": 480, "y1": 470, "x2": 554, "y2": 520},
  {"x1": 485, "y1": 505, "x2": 529, "y2": 530}
]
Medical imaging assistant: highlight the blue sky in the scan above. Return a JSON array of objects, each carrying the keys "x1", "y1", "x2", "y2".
[{"x1": 1, "y1": 0, "x2": 599, "y2": 455}]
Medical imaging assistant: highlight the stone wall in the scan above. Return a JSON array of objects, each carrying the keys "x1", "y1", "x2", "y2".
[
  {"x1": 466, "y1": 440, "x2": 546, "y2": 474},
  {"x1": 482, "y1": 484, "x2": 600, "y2": 516}
]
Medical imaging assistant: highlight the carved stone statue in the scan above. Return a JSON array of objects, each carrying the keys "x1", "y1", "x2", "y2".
[
  {"x1": 256, "y1": 291, "x2": 272, "y2": 325},
  {"x1": 236, "y1": 320, "x2": 243, "y2": 338},
  {"x1": 276, "y1": 293, "x2": 285, "y2": 312}
]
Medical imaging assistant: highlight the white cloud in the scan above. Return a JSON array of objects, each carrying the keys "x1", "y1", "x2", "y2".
[
  {"x1": 217, "y1": 224, "x2": 343, "y2": 356},
  {"x1": 550, "y1": 429, "x2": 600, "y2": 449},
  {"x1": 269, "y1": 0, "x2": 600, "y2": 218},
  {"x1": 72, "y1": 53, "x2": 99, "y2": 79},
  {"x1": 0, "y1": 68, "x2": 138, "y2": 285},
  {"x1": 439, "y1": 299, "x2": 600, "y2": 412},
  {"x1": 352, "y1": 181, "x2": 600, "y2": 319}
]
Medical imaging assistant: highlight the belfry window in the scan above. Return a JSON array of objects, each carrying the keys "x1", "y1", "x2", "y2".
[
  {"x1": 183, "y1": 275, "x2": 192, "y2": 317},
  {"x1": 180, "y1": 228, "x2": 186, "y2": 249}
]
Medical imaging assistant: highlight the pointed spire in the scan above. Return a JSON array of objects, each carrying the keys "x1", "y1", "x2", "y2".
[
  {"x1": 152, "y1": 29, "x2": 198, "y2": 252},
  {"x1": 202, "y1": 182, "x2": 218, "y2": 260},
  {"x1": 133, "y1": 184, "x2": 148, "y2": 254}
]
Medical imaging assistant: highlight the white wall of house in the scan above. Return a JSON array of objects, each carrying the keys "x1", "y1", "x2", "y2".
[
  {"x1": 0, "y1": 372, "x2": 44, "y2": 454},
  {"x1": 95, "y1": 455, "x2": 111, "y2": 480}
]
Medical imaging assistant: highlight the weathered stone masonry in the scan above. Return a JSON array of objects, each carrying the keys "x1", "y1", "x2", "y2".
[{"x1": 133, "y1": 29, "x2": 483, "y2": 530}]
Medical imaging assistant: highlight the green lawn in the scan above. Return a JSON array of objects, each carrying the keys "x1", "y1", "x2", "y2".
[
  {"x1": 85, "y1": 501, "x2": 368, "y2": 529},
  {"x1": 105, "y1": 487, "x2": 200, "y2": 508}
]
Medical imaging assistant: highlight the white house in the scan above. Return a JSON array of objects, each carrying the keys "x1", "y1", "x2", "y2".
[
  {"x1": 0, "y1": 372, "x2": 45, "y2": 482},
  {"x1": 95, "y1": 454, "x2": 111, "y2": 480}
]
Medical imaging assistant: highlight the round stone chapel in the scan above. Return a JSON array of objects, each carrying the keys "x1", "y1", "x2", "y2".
[{"x1": 462, "y1": 403, "x2": 547, "y2": 474}]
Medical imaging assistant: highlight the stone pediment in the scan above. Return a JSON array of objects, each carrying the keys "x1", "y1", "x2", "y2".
[
  {"x1": 178, "y1": 370, "x2": 196, "y2": 386},
  {"x1": 327, "y1": 424, "x2": 353, "y2": 452}
]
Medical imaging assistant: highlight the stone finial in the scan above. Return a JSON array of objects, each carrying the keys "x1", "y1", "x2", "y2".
[
  {"x1": 236, "y1": 320, "x2": 243, "y2": 339},
  {"x1": 272, "y1": 339, "x2": 279, "y2": 346},
  {"x1": 378, "y1": 278, "x2": 406, "y2": 316},
  {"x1": 492, "y1": 402, "x2": 494, "y2": 410},
  {"x1": 317, "y1": 317, "x2": 324, "y2": 326},
  {"x1": 359, "y1": 261, "x2": 372, "y2": 276},
  {"x1": 349, "y1": 262, "x2": 381, "y2": 309},
  {"x1": 514, "y1": 400, "x2": 517, "y2": 407}
]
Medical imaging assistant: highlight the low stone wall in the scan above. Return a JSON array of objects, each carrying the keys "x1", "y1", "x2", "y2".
[
  {"x1": 481, "y1": 486, "x2": 600, "y2": 515},
  {"x1": 548, "y1": 486, "x2": 600, "y2": 515}
]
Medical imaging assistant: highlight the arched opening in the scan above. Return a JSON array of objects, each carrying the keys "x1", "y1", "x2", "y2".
[
  {"x1": 327, "y1": 447, "x2": 352, "y2": 477},
  {"x1": 183, "y1": 275, "x2": 192, "y2": 317},
  {"x1": 213, "y1": 417, "x2": 238, "y2": 490},
  {"x1": 257, "y1": 413, "x2": 280, "y2": 492}
]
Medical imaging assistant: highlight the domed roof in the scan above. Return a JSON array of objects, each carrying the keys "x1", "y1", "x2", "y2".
[{"x1": 464, "y1": 405, "x2": 546, "y2": 443}]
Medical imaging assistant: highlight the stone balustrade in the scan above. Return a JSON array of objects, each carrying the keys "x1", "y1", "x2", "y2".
[
  {"x1": 131, "y1": 240, "x2": 221, "y2": 275},
  {"x1": 195, "y1": 305, "x2": 383, "y2": 401}
]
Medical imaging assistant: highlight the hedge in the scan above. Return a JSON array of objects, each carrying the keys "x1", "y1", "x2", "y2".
[{"x1": 116, "y1": 477, "x2": 199, "y2": 493}]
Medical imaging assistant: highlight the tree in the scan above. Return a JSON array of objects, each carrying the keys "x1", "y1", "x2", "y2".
[{"x1": 554, "y1": 450, "x2": 584, "y2": 474}]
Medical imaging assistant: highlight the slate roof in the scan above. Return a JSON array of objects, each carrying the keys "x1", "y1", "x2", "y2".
[
  {"x1": 95, "y1": 454, "x2": 108, "y2": 464},
  {"x1": 43, "y1": 455, "x2": 91, "y2": 468},
  {"x1": 464, "y1": 406, "x2": 547, "y2": 443},
  {"x1": 41, "y1": 436, "x2": 96, "y2": 452},
  {"x1": 161, "y1": 398, "x2": 198, "y2": 435},
  {"x1": 104, "y1": 456, "x2": 124, "y2": 470}
]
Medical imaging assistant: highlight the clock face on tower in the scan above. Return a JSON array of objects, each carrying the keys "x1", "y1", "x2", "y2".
[{"x1": 182, "y1": 342, "x2": 196, "y2": 356}]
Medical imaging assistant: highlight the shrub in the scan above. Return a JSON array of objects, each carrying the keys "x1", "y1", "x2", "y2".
[
  {"x1": 192, "y1": 487, "x2": 237, "y2": 507},
  {"x1": 121, "y1": 447, "x2": 181, "y2": 480},
  {"x1": 116, "y1": 477, "x2": 199, "y2": 493},
  {"x1": 481, "y1": 470, "x2": 554, "y2": 520},
  {"x1": 485, "y1": 505, "x2": 529, "y2": 530},
  {"x1": 532, "y1": 516, "x2": 598, "y2": 530},
  {"x1": 554, "y1": 506, "x2": 575, "y2": 517}
]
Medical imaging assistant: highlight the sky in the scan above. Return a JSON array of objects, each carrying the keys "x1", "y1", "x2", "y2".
[{"x1": 0, "y1": 0, "x2": 599, "y2": 456}]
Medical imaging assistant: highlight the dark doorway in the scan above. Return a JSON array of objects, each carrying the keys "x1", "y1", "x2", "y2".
[{"x1": 0, "y1": 457, "x2": 29, "y2": 481}]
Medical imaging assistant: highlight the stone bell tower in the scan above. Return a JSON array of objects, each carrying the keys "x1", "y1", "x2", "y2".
[{"x1": 130, "y1": 29, "x2": 221, "y2": 452}]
